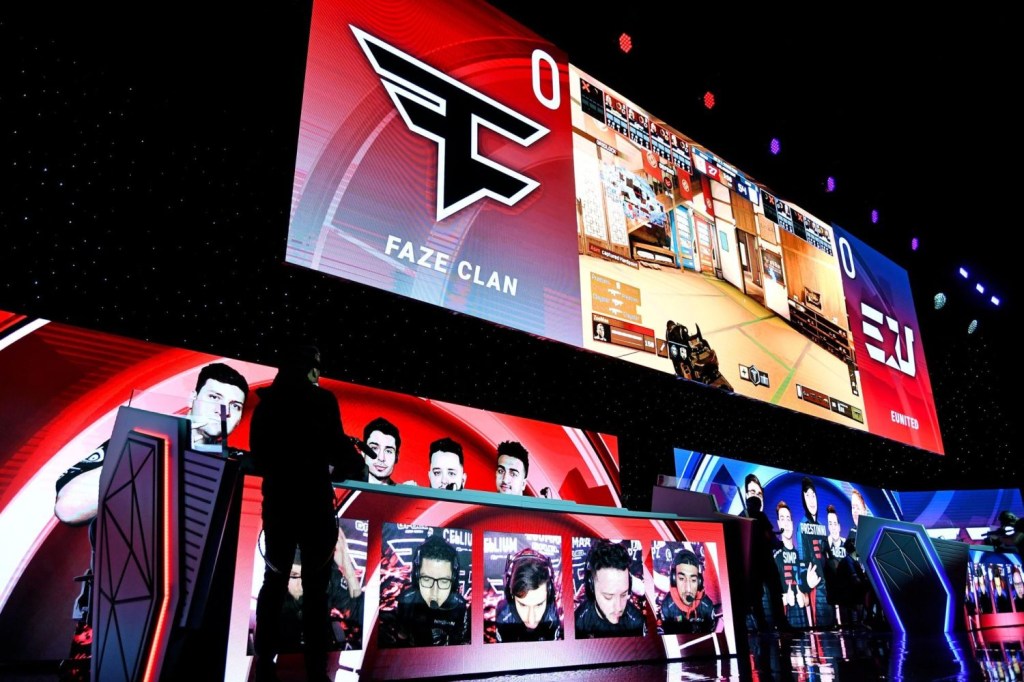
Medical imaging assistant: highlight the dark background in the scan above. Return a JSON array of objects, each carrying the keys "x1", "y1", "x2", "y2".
[{"x1": 2, "y1": 4, "x2": 1018, "y2": 509}]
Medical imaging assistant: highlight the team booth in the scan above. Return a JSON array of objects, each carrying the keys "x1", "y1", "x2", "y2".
[{"x1": 88, "y1": 406, "x2": 745, "y2": 681}]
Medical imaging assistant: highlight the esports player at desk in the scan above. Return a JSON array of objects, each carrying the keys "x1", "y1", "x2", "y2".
[
  {"x1": 574, "y1": 540, "x2": 646, "y2": 638},
  {"x1": 494, "y1": 548, "x2": 563, "y2": 642},
  {"x1": 657, "y1": 548, "x2": 718, "y2": 634},
  {"x1": 377, "y1": 534, "x2": 470, "y2": 647}
]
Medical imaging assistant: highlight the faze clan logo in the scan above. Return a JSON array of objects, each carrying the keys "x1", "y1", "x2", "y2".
[
  {"x1": 351, "y1": 25, "x2": 549, "y2": 221},
  {"x1": 861, "y1": 302, "x2": 916, "y2": 377}
]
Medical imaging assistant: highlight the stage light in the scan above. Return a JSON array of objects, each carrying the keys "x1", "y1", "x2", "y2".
[
  {"x1": 826, "y1": 176, "x2": 836, "y2": 192},
  {"x1": 934, "y1": 293, "x2": 947, "y2": 310},
  {"x1": 968, "y1": 320, "x2": 978, "y2": 334},
  {"x1": 959, "y1": 267, "x2": 969, "y2": 278},
  {"x1": 911, "y1": 237, "x2": 919, "y2": 251},
  {"x1": 991, "y1": 296, "x2": 1000, "y2": 306},
  {"x1": 976, "y1": 283, "x2": 985, "y2": 294},
  {"x1": 871, "y1": 209, "x2": 879, "y2": 224},
  {"x1": 770, "y1": 138, "x2": 781, "y2": 155},
  {"x1": 618, "y1": 33, "x2": 632, "y2": 53},
  {"x1": 703, "y1": 91, "x2": 715, "y2": 109}
]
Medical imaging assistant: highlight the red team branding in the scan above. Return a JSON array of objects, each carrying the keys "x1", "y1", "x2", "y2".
[{"x1": 351, "y1": 26, "x2": 549, "y2": 221}]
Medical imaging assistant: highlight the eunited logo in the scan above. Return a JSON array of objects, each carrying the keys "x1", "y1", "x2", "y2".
[{"x1": 352, "y1": 25, "x2": 549, "y2": 221}]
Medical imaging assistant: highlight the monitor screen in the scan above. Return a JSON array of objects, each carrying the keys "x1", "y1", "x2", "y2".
[
  {"x1": 285, "y1": 0, "x2": 943, "y2": 454},
  {"x1": 225, "y1": 484, "x2": 738, "y2": 679},
  {"x1": 0, "y1": 308, "x2": 619, "y2": 667},
  {"x1": 895, "y1": 489, "x2": 1024, "y2": 543},
  {"x1": 965, "y1": 547, "x2": 1024, "y2": 629}
]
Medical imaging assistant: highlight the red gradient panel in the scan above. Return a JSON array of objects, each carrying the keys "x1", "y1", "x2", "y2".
[{"x1": 286, "y1": 0, "x2": 583, "y2": 345}]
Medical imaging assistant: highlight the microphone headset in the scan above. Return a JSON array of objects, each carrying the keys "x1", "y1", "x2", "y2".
[
  {"x1": 583, "y1": 539, "x2": 631, "y2": 602},
  {"x1": 411, "y1": 534, "x2": 461, "y2": 607},
  {"x1": 670, "y1": 547, "x2": 704, "y2": 595},
  {"x1": 503, "y1": 547, "x2": 556, "y2": 608}
]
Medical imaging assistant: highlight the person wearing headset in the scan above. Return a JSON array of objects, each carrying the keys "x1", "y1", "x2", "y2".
[
  {"x1": 574, "y1": 540, "x2": 646, "y2": 638},
  {"x1": 657, "y1": 547, "x2": 718, "y2": 634},
  {"x1": 378, "y1": 534, "x2": 470, "y2": 647},
  {"x1": 494, "y1": 548, "x2": 563, "y2": 642}
]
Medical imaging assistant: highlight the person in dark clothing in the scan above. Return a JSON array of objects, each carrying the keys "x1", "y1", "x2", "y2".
[
  {"x1": 494, "y1": 548, "x2": 562, "y2": 642},
  {"x1": 743, "y1": 493, "x2": 790, "y2": 632},
  {"x1": 250, "y1": 345, "x2": 362, "y2": 682},
  {"x1": 377, "y1": 534, "x2": 471, "y2": 647},
  {"x1": 574, "y1": 540, "x2": 647, "y2": 638},
  {"x1": 657, "y1": 547, "x2": 718, "y2": 634}
]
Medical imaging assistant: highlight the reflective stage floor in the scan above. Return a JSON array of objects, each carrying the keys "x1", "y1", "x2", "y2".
[
  {"x1": 2, "y1": 627, "x2": 1021, "y2": 680},
  {"x1": 439, "y1": 627, "x2": 1023, "y2": 682}
]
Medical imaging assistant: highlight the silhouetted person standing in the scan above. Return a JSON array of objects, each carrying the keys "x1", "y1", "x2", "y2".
[{"x1": 251, "y1": 345, "x2": 361, "y2": 682}]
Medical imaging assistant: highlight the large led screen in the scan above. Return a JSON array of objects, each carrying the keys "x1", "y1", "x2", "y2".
[
  {"x1": 285, "y1": 0, "x2": 583, "y2": 345},
  {"x1": 225, "y1": 484, "x2": 738, "y2": 679},
  {"x1": 894, "y1": 489, "x2": 1024, "y2": 542},
  {"x1": 965, "y1": 547, "x2": 1024, "y2": 631},
  {"x1": 674, "y1": 449, "x2": 896, "y2": 631},
  {"x1": 285, "y1": 0, "x2": 943, "y2": 454},
  {"x1": 570, "y1": 70, "x2": 942, "y2": 453},
  {"x1": 0, "y1": 308, "x2": 619, "y2": 667}
]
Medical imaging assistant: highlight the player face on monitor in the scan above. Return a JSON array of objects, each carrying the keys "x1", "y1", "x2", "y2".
[
  {"x1": 803, "y1": 487, "x2": 818, "y2": 518},
  {"x1": 189, "y1": 378, "x2": 246, "y2": 443},
  {"x1": 496, "y1": 455, "x2": 526, "y2": 495},
  {"x1": 778, "y1": 506, "x2": 793, "y2": 544},
  {"x1": 676, "y1": 562, "x2": 700, "y2": 605},
  {"x1": 365, "y1": 429, "x2": 397, "y2": 481},
  {"x1": 514, "y1": 583, "x2": 549, "y2": 630},
  {"x1": 593, "y1": 567, "x2": 630, "y2": 624},
  {"x1": 828, "y1": 511, "x2": 841, "y2": 541},
  {"x1": 746, "y1": 480, "x2": 764, "y2": 504},
  {"x1": 851, "y1": 493, "x2": 868, "y2": 527},
  {"x1": 428, "y1": 450, "x2": 465, "y2": 490},
  {"x1": 417, "y1": 558, "x2": 453, "y2": 607}
]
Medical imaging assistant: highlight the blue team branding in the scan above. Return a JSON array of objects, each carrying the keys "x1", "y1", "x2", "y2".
[
  {"x1": 800, "y1": 522, "x2": 826, "y2": 536},
  {"x1": 351, "y1": 25, "x2": 549, "y2": 221}
]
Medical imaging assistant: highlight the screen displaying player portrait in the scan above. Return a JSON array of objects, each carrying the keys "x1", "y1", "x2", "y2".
[
  {"x1": 652, "y1": 541, "x2": 724, "y2": 636},
  {"x1": 376, "y1": 523, "x2": 473, "y2": 648},
  {"x1": 482, "y1": 532, "x2": 564, "y2": 643},
  {"x1": 570, "y1": 537, "x2": 647, "y2": 639},
  {"x1": 247, "y1": 516, "x2": 369, "y2": 654},
  {"x1": 965, "y1": 548, "x2": 1024, "y2": 630},
  {"x1": 223, "y1": 485, "x2": 738, "y2": 679},
  {"x1": 0, "y1": 308, "x2": 617, "y2": 673},
  {"x1": 675, "y1": 449, "x2": 895, "y2": 630}
]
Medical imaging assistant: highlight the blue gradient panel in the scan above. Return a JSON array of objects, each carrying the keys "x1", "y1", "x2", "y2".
[
  {"x1": 894, "y1": 488, "x2": 1024, "y2": 539},
  {"x1": 858, "y1": 516, "x2": 956, "y2": 634},
  {"x1": 674, "y1": 450, "x2": 897, "y2": 522}
]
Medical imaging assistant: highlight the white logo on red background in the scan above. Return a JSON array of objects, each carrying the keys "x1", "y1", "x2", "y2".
[{"x1": 352, "y1": 25, "x2": 549, "y2": 221}]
